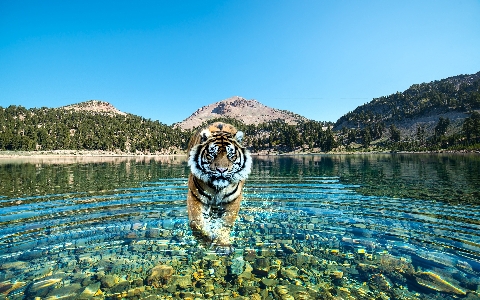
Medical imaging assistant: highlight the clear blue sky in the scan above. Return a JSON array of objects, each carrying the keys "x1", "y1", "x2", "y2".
[{"x1": 1, "y1": 0, "x2": 479, "y2": 125}]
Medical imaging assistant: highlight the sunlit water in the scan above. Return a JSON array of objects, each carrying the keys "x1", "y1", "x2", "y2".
[{"x1": 0, "y1": 154, "x2": 479, "y2": 299}]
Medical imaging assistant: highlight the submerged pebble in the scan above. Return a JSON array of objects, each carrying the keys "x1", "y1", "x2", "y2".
[{"x1": 1, "y1": 158, "x2": 479, "y2": 299}]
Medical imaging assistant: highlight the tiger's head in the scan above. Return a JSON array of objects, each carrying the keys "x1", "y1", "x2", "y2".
[{"x1": 188, "y1": 122, "x2": 252, "y2": 189}]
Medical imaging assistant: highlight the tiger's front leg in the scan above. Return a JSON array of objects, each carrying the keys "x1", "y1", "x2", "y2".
[
  {"x1": 210, "y1": 193, "x2": 242, "y2": 254},
  {"x1": 187, "y1": 188, "x2": 242, "y2": 255},
  {"x1": 187, "y1": 189, "x2": 213, "y2": 244}
]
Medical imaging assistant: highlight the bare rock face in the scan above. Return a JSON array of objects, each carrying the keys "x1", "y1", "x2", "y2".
[
  {"x1": 176, "y1": 96, "x2": 307, "y2": 129},
  {"x1": 60, "y1": 100, "x2": 127, "y2": 116}
]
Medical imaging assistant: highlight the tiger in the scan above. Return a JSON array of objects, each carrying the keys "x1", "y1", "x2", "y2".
[{"x1": 186, "y1": 122, "x2": 252, "y2": 254}]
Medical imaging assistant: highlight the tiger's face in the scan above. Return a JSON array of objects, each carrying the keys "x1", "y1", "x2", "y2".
[{"x1": 188, "y1": 126, "x2": 252, "y2": 189}]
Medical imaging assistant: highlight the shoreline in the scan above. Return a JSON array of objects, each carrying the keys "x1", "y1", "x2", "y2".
[
  {"x1": 1, "y1": 149, "x2": 479, "y2": 159},
  {"x1": 0, "y1": 150, "x2": 188, "y2": 158}
]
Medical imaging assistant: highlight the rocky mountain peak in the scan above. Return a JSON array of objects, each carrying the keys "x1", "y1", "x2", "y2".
[
  {"x1": 176, "y1": 96, "x2": 307, "y2": 129},
  {"x1": 59, "y1": 100, "x2": 127, "y2": 116}
]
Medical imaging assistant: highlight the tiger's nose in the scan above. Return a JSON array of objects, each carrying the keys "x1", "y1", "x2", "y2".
[{"x1": 216, "y1": 167, "x2": 227, "y2": 173}]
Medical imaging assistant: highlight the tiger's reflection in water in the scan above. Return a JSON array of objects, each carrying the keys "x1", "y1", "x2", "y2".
[{"x1": 186, "y1": 122, "x2": 252, "y2": 254}]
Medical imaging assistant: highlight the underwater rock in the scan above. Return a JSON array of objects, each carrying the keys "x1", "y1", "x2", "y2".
[
  {"x1": 415, "y1": 271, "x2": 466, "y2": 295},
  {"x1": 280, "y1": 266, "x2": 299, "y2": 280},
  {"x1": 132, "y1": 278, "x2": 144, "y2": 288},
  {"x1": 79, "y1": 275, "x2": 94, "y2": 287},
  {"x1": 274, "y1": 285, "x2": 295, "y2": 300},
  {"x1": 282, "y1": 244, "x2": 296, "y2": 254},
  {"x1": 146, "y1": 264, "x2": 174, "y2": 288},
  {"x1": 0, "y1": 261, "x2": 28, "y2": 271},
  {"x1": 169, "y1": 275, "x2": 192, "y2": 289},
  {"x1": 331, "y1": 270, "x2": 343, "y2": 279},
  {"x1": 0, "y1": 282, "x2": 13, "y2": 294},
  {"x1": 192, "y1": 269, "x2": 205, "y2": 281},
  {"x1": 99, "y1": 274, "x2": 117, "y2": 288},
  {"x1": 202, "y1": 280, "x2": 215, "y2": 293},
  {"x1": 253, "y1": 257, "x2": 270, "y2": 271},
  {"x1": 244, "y1": 248, "x2": 256, "y2": 262},
  {"x1": 162, "y1": 219, "x2": 175, "y2": 229},
  {"x1": 292, "y1": 252, "x2": 315, "y2": 268},
  {"x1": 456, "y1": 260, "x2": 474, "y2": 273},
  {"x1": 78, "y1": 282, "x2": 101, "y2": 299},
  {"x1": 18, "y1": 250, "x2": 44, "y2": 261},
  {"x1": 288, "y1": 284, "x2": 317, "y2": 300},
  {"x1": 243, "y1": 215, "x2": 255, "y2": 222},
  {"x1": 0, "y1": 281, "x2": 26, "y2": 296},
  {"x1": 25, "y1": 274, "x2": 65, "y2": 298},
  {"x1": 45, "y1": 283, "x2": 82, "y2": 300},
  {"x1": 110, "y1": 280, "x2": 130, "y2": 294},
  {"x1": 126, "y1": 232, "x2": 138, "y2": 239},
  {"x1": 261, "y1": 278, "x2": 278, "y2": 287},
  {"x1": 146, "y1": 228, "x2": 160, "y2": 238},
  {"x1": 238, "y1": 262, "x2": 253, "y2": 280},
  {"x1": 208, "y1": 259, "x2": 227, "y2": 278},
  {"x1": 259, "y1": 247, "x2": 276, "y2": 257},
  {"x1": 378, "y1": 254, "x2": 414, "y2": 275},
  {"x1": 25, "y1": 266, "x2": 54, "y2": 282},
  {"x1": 250, "y1": 293, "x2": 262, "y2": 300},
  {"x1": 132, "y1": 222, "x2": 143, "y2": 230},
  {"x1": 369, "y1": 273, "x2": 393, "y2": 295},
  {"x1": 238, "y1": 285, "x2": 259, "y2": 296},
  {"x1": 268, "y1": 259, "x2": 282, "y2": 279},
  {"x1": 230, "y1": 256, "x2": 245, "y2": 275}
]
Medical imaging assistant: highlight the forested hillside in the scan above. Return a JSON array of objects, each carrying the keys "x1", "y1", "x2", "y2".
[
  {"x1": 193, "y1": 117, "x2": 336, "y2": 153},
  {"x1": 0, "y1": 105, "x2": 337, "y2": 154},
  {"x1": 335, "y1": 71, "x2": 480, "y2": 129},
  {"x1": 0, "y1": 105, "x2": 190, "y2": 154},
  {"x1": 2, "y1": 71, "x2": 480, "y2": 155},
  {"x1": 334, "y1": 71, "x2": 480, "y2": 151}
]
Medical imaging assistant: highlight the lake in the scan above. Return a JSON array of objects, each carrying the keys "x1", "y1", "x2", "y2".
[{"x1": 0, "y1": 154, "x2": 479, "y2": 299}]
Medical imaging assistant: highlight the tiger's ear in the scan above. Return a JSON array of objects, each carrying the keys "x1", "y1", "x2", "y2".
[
  {"x1": 200, "y1": 129, "x2": 212, "y2": 142},
  {"x1": 235, "y1": 131, "x2": 244, "y2": 142}
]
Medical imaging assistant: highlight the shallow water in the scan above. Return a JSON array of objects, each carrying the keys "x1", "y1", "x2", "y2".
[{"x1": 0, "y1": 154, "x2": 479, "y2": 299}]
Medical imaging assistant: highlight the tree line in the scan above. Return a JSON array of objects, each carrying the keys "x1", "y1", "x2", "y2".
[
  {"x1": 0, "y1": 106, "x2": 190, "y2": 153},
  {"x1": 335, "y1": 72, "x2": 480, "y2": 130},
  {"x1": 195, "y1": 117, "x2": 336, "y2": 153},
  {"x1": 334, "y1": 112, "x2": 480, "y2": 152},
  {"x1": 330, "y1": 71, "x2": 480, "y2": 151},
  {"x1": 1, "y1": 105, "x2": 479, "y2": 154}
]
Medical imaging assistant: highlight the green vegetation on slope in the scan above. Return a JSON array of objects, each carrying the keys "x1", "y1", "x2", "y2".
[
  {"x1": 2, "y1": 104, "x2": 479, "y2": 154},
  {"x1": 0, "y1": 106, "x2": 191, "y2": 153},
  {"x1": 334, "y1": 71, "x2": 480, "y2": 151},
  {"x1": 335, "y1": 71, "x2": 480, "y2": 129},
  {"x1": 195, "y1": 117, "x2": 336, "y2": 153},
  {"x1": 2, "y1": 71, "x2": 480, "y2": 154}
]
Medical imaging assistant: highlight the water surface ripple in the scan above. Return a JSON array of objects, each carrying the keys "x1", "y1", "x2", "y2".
[{"x1": 0, "y1": 154, "x2": 479, "y2": 299}]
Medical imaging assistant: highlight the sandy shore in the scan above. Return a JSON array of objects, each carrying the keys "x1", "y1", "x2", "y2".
[
  {"x1": 0, "y1": 150, "x2": 189, "y2": 164},
  {"x1": 0, "y1": 150, "x2": 187, "y2": 157},
  {"x1": 1, "y1": 149, "x2": 478, "y2": 160}
]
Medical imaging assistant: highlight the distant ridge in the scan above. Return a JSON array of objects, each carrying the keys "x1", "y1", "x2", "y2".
[
  {"x1": 60, "y1": 100, "x2": 127, "y2": 116},
  {"x1": 334, "y1": 71, "x2": 480, "y2": 138},
  {"x1": 175, "y1": 96, "x2": 308, "y2": 129}
]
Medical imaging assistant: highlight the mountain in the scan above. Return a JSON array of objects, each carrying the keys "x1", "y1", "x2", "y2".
[
  {"x1": 175, "y1": 96, "x2": 309, "y2": 129},
  {"x1": 0, "y1": 102, "x2": 189, "y2": 154},
  {"x1": 334, "y1": 71, "x2": 480, "y2": 138},
  {"x1": 2, "y1": 70, "x2": 479, "y2": 155},
  {"x1": 60, "y1": 100, "x2": 127, "y2": 116}
]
